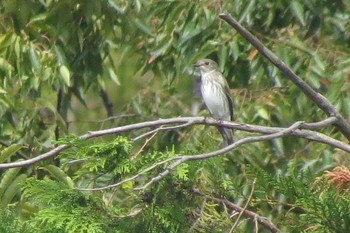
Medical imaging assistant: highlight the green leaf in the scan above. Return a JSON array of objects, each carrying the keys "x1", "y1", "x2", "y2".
[
  {"x1": 0, "y1": 57, "x2": 14, "y2": 72},
  {"x1": 134, "y1": 0, "x2": 141, "y2": 12},
  {"x1": 0, "y1": 86, "x2": 6, "y2": 94},
  {"x1": 150, "y1": 40, "x2": 172, "y2": 57},
  {"x1": 304, "y1": 15, "x2": 321, "y2": 39},
  {"x1": 229, "y1": 41, "x2": 240, "y2": 61},
  {"x1": 29, "y1": 47, "x2": 41, "y2": 72},
  {"x1": 0, "y1": 144, "x2": 22, "y2": 163},
  {"x1": 257, "y1": 107, "x2": 270, "y2": 121},
  {"x1": 0, "y1": 96, "x2": 11, "y2": 108},
  {"x1": 238, "y1": 0, "x2": 255, "y2": 23},
  {"x1": 59, "y1": 65, "x2": 71, "y2": 86},
  {"x1": 1, "y1": 173, "x2": 27, "y2": 206},
  {"x1": 313, "y1": 53, "x2": 325, "y2": 72},
  {"x1": 176, "y1": 163, "x2": 189, "y2": 180},
  {"x1": 342, "y1": 98, "x2": 350, "y2": 119},
  {"x1": 29, "y1": 12, "x2": 48, "y2": 24},
  {"x1": 309, "y1": 72, "x2": 321, "y2": 89},
  {"x1": 0, "y1": 167, "x2": 21, "y2": 198},
  {"x1": 107, "y1": 67, "x2": 120, "y2": 85},
  {"x1": 54, "y1": 45, "x2": 67, "y2": 65},
  {"x1": 133, "y1": 18, "x2": 155, "y2": 37},
  {"x1": 72, "y1": 87, "x2": 87, "y2": 107},
  {"x1": 290, "y1": 1, "x2": 305, "y2": 26},
  {"x1": 43, "y1": 165, "x2": 74, "y2": 188},
  {"x1": 219, "y1": 46, "x2": 228, "y2": 71},
  {"x1": 0, "y1": 33, "x2": 16, "y2": 49}
]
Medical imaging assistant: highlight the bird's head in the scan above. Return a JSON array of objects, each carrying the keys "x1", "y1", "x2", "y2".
[{"x1": 194, "y1": 59, "x2": 220, "y2": 73}]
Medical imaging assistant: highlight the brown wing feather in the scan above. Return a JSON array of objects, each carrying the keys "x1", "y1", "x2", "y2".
[{"x1": 225, "y1": 87, "x2": 234, "y2": 121}]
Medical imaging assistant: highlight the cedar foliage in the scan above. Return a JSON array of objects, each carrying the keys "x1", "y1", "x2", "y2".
[{"x1": 1, "y1": 0, "x2": 350, "y2": 232}]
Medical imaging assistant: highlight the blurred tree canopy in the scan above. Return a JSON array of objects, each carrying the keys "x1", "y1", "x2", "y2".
[{"x1": 1, "y1": 0, "x2": 350, "y2": 232}]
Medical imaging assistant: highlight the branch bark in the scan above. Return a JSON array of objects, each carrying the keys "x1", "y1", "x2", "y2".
[
  {"x1": 218, "y1": 13, "x2": 350, "y2": 141},
  {"x1": 0, "y1": 116, "x2": 347, "y2": 169}
]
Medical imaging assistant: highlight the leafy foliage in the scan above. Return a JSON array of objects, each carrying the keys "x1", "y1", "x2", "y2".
[
  {"x1": 22, "y1": 179, "x2": 109, "y2": 233},
  {"x1": 0, "y1": 207, "x2": 30, "y2": 233},
  {"x1": 247, "y1": 166, "x2": 350, "y2": 232},
  {"x1": 1, "y1": 0, "x2": 350, "y2": 232}
]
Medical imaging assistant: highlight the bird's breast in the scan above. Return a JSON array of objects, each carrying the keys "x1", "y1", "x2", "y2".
[{"x1": 201, "y1": 77, "x2": 230, "y2": 121}]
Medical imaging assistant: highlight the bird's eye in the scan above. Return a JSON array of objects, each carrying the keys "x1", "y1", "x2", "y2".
[{"x1": 204, "y1": 62, "x2": 209, "y2": 65}]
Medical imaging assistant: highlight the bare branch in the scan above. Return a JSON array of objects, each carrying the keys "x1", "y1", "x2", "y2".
[
  {"x1": 219, "y1": 13, "x2": 350, "y2": 141},
  {"x1": 132, "y1": 122, "x2": 192, "y2": 142},
  {"x1": 0, "y1": 144, "x2": 70, "y2": 169},
  {"x1": 0, "y1": 116, "x2": 347, "y2": 169},
  {"x1": 193, "y1": 190, "x2": 279, "y2": 233}
]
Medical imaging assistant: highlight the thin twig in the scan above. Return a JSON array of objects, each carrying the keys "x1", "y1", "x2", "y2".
[
  {"x1": 219, "y1": 13, "x2": 350, "y2": 141},
  {"x1": 131, "y1": 129, "x2": 160, "y2": 159},
  {"x1": 132, "y1": 122, "x2": 192, "y2": 142},
  {"x1": 193, "y1": 190, "x2": 279, "y2": 233},
  {"x1": 76, "y1": 156, "x2": 178, "y2": 191},
  {"x1": 188, "y1": 197, "x2": 207, "y2": 232},
  {"x1": 132, "y1": 125, "x2": 163, "y2": 142},
  {"x1": 229, "y1": 179, "x2": 256, "y2": 233},
  {"x1": 254, "y1": 216, "x2": 259, "y2": 233},
  {"x1": 106, "y1": 187, "x2": 118, "y2": 207}
]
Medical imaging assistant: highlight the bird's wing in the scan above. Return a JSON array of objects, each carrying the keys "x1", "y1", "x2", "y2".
[
  {"x1": 217, "y1": 71, "x2": 234, "y2": 121},
  {"x1": 225, "y1": 86, "x2": 234, "y2": 121},
  {"x1": 214, "y1": 70, "x2": 234, "y2": 121}
]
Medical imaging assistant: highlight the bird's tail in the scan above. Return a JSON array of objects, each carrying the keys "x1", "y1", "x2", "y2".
[{"x1": 217, "y1": 126, "x2": 234, "y2": 148}]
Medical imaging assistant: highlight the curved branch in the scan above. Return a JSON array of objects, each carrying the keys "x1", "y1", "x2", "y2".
[
  {"x1": 0, "y1": 116, "x2": 347, "y2": 169},
  {"x1": 218, "y1": 13, "x2": 350, "y2": 141},
  {"x1": 136, "y1": 121, "x2": 305, "y2": 190}
]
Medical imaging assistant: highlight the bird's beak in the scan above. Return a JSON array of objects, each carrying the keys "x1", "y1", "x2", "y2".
[{"x1": 194, "y1": 62, "x2": 202, "y2": 67}]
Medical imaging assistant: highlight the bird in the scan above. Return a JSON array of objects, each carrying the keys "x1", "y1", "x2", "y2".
[{"x1": 194, "y1": 59, "x2": 234, "y2": 147}]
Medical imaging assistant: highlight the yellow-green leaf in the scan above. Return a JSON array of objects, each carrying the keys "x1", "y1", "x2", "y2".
[
  {"x1": 44, "y1": 165, "x2": 74, "y2": 188},
  {"x1": 257, "y1": 108, "x2": 270, "y2": 121},
  {"x1": 0, "y1": 57, "x2": 14, "y2": 72},
  {"x1": 0, "y1": 144, "x2": 22, "y2": 163},
  {"x1": 59, "y1": 65, "x2": 71, "y2": 86},
  {"x1": 290, "y1": 1, "x2": 305, "y2": 26},
  {"x1": 29, "y1": 47, "x2": 41, "y2": 72},
  {"x1": 108, "y1": 67, "x2": 120, "y2": 85},
  {"x1": 1, "y1": 174, "x2": 27, "y2": 206},
  {"x1": 0, "y1": 167, "x2": 21, "y2": 198}
]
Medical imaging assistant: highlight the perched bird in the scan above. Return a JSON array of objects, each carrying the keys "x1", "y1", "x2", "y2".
[{"x1": 194, "y1": 59, "x2": 234, "y2": 146}]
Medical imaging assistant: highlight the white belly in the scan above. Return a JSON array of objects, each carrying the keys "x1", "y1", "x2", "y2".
[{"x1": 201, "y1": 82, "x2": 230, "y2": 121}]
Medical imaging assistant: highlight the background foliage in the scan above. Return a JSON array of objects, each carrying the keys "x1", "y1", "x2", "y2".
[{"x1": 1, "y1": 0, "x2": 350, "y2": 232}]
